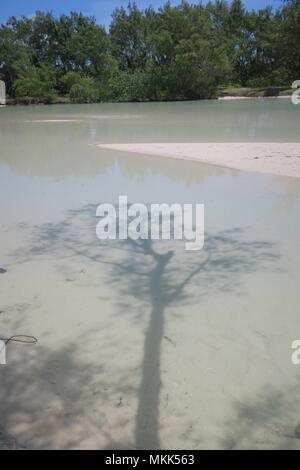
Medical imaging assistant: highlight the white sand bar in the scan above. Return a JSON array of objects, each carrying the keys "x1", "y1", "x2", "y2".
[
  {"x1": 24, "y1": 119, "x2": 83, "y2": 123},
  {"x1": 98, "y1": 142, "x2": 300, "y2": 178}
]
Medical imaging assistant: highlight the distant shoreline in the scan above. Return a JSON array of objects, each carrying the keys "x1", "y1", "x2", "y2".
[
  {"x1": 2, "y1": 95, "x2": 292, "y2": 107},
  {"x1": 2, "y1": 87, "x2": 293, "y2": 107}
]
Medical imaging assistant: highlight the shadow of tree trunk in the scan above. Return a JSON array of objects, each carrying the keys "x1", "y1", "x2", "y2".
[
  {"x1": 136, "y1": 248, "x2": 173, "y2": 448},
  {"x1": 7, "y1": 204, "x2": 281, "y2": 449}
]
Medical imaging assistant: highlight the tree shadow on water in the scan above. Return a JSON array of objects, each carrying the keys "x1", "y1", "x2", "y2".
[
  {"x1": 0, "y1": 316, "x2": 103, "y2": 449},
  {"x1": 10, "y1": 203, "x2": 281, "y2": 449},
  {"x1": 220, "y1": 379, "x2": 300, "y2": 450}
]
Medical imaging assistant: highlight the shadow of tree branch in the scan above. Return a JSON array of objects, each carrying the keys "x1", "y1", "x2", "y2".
[{"x1": 4, "y1": 203, "x2": 281, "y2": 449}]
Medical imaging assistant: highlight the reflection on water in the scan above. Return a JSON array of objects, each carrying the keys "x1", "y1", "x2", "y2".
[{"x1": 0, "y1": 101, "x2": 300, "y2": 450}]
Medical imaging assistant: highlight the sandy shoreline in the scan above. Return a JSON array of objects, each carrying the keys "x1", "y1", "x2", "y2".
[
  {"x1": 218, "y1": 95, "x2": 291, "y2": 100},
  {"x1": 98, "y1": 142, "x2": 300, "y2": 178}
]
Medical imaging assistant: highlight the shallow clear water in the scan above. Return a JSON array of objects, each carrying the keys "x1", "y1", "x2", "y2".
[{"x1": 0, "y1": 100, "x2": 300, "y2": 449}]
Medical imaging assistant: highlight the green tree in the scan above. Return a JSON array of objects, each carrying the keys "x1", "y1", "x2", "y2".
[
  {"x1": 279, "y1": 0, "x2": 300, "y2": 80},
  {"x1": 13, "y1": 59, "x2": 57, "y2": 103},
  {"x1": 0, "y1": 2, "x2": 297, "y2": 104},
  {"x1": 69, "y1": 79, "x2": 99, "y2": 103},
  {"x1": 110, "y1": 2, "x2": 148, "y2": 71},
  {"x1": 60, "y1": 72, "x2": 100, "y2": 103}
]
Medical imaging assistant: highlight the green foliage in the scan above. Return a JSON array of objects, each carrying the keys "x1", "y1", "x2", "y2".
[
  {"x1": 0, "y1": 2, "x2": 298, "y2": 104},
  {"x1": 69, "y1": 77, "x2": 99, "y2": 103},
  {"x1": 110, "y1": 71, "x2": 153, "y2": 101},
  {"x1": 59, "y1": 72, "x2": 101, "y2": 103},
  {"x1": 60, "y1": 71, "x2": 82, "y2": 94},
  {"x1": 13, "y1": 60, "x2": 57, "y2": 103}
]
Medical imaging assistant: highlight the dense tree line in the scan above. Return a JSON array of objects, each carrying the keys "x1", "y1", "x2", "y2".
[{"x1": 0, "y1": 0, "x2": 299, "y2": 103}]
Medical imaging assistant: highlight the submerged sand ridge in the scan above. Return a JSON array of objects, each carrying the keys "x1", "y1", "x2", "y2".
[{"x1": 97, "y1": 143, "x2": 300, "y2": 178}]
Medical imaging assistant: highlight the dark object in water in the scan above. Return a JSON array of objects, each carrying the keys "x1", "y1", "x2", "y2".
[
  {"x1": 1, "y1": 335, "x2": 38, "y2": 345},
  {"x1": 117, "y1": 397, "x2": 123, "y2": 408},
  {"x1": 0, "y1": 268, "x2": 7, "y2": 274},
  {"x1": 295, "y1": 423, "x2": 300, "y2": 439}
]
